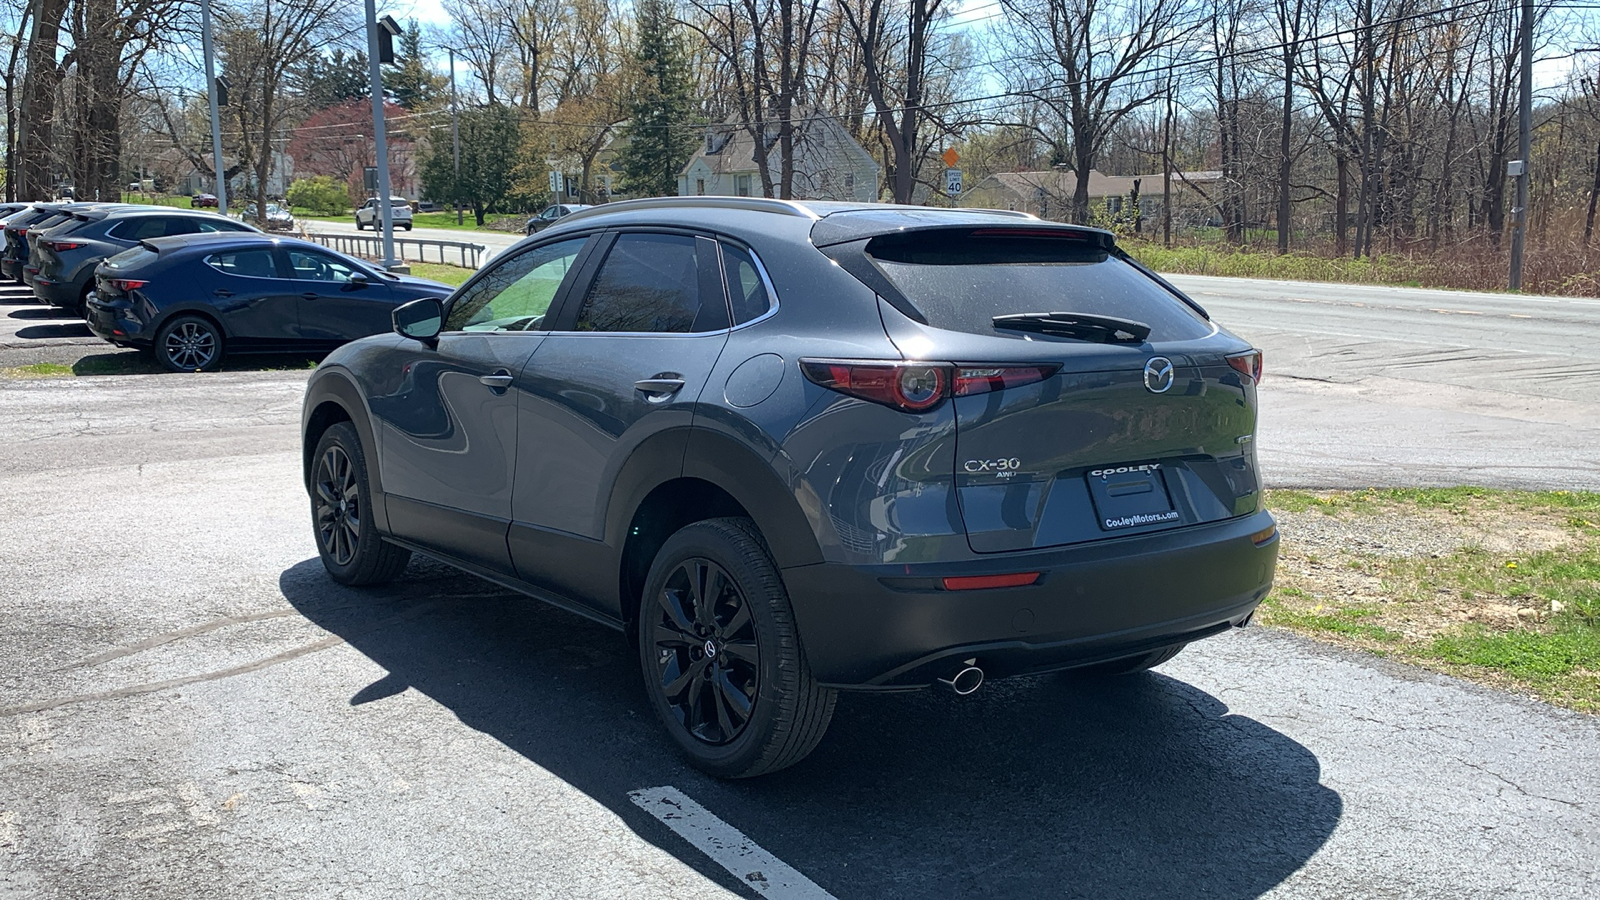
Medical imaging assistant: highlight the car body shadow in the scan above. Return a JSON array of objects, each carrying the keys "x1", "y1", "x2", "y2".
[
  {"x1": 15, "y1": 322, "x2": 91, "y2": 339},
  {"x1": 280, "y1": 556, "x2": 1341, "y2": 899},
  {"x1": 7, "y1": 307, "x2": 60, "y2": 319},
  {"x1": 65, "y1": 351, "x2": 320, "y2": 377}
]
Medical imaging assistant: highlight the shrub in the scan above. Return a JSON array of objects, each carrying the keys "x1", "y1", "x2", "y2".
[{"x1": 286, "y1": 176, "x2": 349, "y2": 216}]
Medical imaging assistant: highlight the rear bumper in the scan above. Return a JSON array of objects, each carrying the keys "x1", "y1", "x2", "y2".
[
  {"x1": 85, "y1": 296, "x2": 151, "y2": 345},
  {"x1": 34, "y1": 276, "x2": 81, "y2": 308},
  {"x1": 783, "y1": 509, "x2": 1278, "y2": 688}
]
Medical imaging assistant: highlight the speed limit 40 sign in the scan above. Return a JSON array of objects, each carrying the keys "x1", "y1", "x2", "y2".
[{"x1": 945, "y1": 168, "x2": 962, "y2": 197}]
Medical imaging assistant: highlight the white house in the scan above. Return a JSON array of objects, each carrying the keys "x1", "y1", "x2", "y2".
[{"x1": 678, "y1": 113, "x2": 880, "y2": 202}]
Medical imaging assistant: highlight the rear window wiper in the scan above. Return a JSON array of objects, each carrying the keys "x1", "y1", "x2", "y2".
[{"x1": 992, "y1": 312, "x2": 1151, "y2": 343}]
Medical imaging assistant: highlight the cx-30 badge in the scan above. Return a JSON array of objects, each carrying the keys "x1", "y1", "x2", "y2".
[{"x1": 1143, "y1": 357, "x2": 1175, "y2": 393}]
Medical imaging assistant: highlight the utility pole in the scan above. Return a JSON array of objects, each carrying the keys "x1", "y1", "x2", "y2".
[
  {"x1": 449, "y1": 47, "x2": 461, "y2": 226},
  {"x1": 1509, "y1": 0, "x2": 1533, "y2": 290},
  {"x1": 365, "y1": 0, "x2": 399, "y2": 271},
  {"x1": 200, "y1": 0, "x2": 227, "y2": 216}
]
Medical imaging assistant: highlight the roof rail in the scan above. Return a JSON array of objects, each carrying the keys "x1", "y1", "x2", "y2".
[{"x1": 557, "y1": 196, "x2": 822, "y2": 225}]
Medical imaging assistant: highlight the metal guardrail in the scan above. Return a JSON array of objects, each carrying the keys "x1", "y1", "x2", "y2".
[{"x1": 302, "y1": 230, "x2": 487, "y2": 269}]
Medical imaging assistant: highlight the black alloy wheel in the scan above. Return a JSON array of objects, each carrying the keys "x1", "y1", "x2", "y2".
[
  {"x1": 154, "y1": 315, "x2": 223, "y2": 373},
  {"x1": 648, "y1": 557, "x2": 761, "y2": 745},
  {"x1": 309, "y1": 422, "x2": 411, "y2": 585},
  {"x1": 314, "y1": 443, "x2": 362, "y2": 567},
  {"x1": 637, "y1": 518, "x2": 835, "y2": 778}
]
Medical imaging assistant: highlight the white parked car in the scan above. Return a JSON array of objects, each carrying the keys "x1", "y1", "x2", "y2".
[{"x1": 355, "y1": 197, "x2": 414, "y2": 231}]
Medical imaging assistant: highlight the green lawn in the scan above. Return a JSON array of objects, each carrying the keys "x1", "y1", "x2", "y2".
[
  {"x1": 292, "y1": 210, "x2": 524, "y2": 232},
  {"x1": 1263, "y1": 488, "x2": 1600, "y2": 712},
  {"x1": 405, "y1": 262, "x2": 475, "y2": 287}
]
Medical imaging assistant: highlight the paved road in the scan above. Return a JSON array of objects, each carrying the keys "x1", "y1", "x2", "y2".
[
  {"x1": 0, "y1": 369, "x2": 1595, "y2": 899},
  {"x1": 1169, "y1": 275, "x2": 1600, "y2": 490}
]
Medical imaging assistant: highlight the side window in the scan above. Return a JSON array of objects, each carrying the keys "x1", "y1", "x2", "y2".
[
  {"x1": 573, "y1": 233, "x2": 724, "y2": 334},
  {"x1": 110, "y1": 217, "x2": 170, "y2": 241},
  {"x1": 205, "y1": 249, "x2": 280, "y2": 279},
  {"x1": 162, "y1": 218, "x2": 201, "y2": 236},
  {"x1": 445, "y1": 237, "x2": 586, "y2": 332},
  {"x1": 286, "y1": 249, "x2": 362, "y2": 283},
  {"x1": 721, "y1": 243, "x2": 773, "y2": 325}
]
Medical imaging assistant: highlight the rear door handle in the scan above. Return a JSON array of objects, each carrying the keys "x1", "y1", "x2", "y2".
[
  {"x1": 634, "y1": 377, "x2": 686, "y2": 399},
  {"x1": 479, "y1": 371, "x2": 514, "y2": 391},
  {"x1": 213, "y1": 289, "x2": 233, "y2": 298},
  {"x1": 301, "y1": 292, "x2": 318, "y2": 300}
]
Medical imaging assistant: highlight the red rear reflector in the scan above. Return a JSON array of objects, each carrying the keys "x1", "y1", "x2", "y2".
[
  {"x1": 1227, "y1": 350, "x2": 1263, "y2": 382},
  {"x1": 110, "y1": 279, "x2": 147, "y2": 292},
  {"x1": 941, "y1": 572, "x2": 1040, "y2": 591},
  {"x1": 43, "y1": 241, "x2": 82, "y2": 252}
]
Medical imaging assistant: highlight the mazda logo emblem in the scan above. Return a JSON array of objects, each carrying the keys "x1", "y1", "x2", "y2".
[
  {"x1": 704, "y1": 640, "x2": 717, "y2": 658},
  {"x1": 1144, "y1": 357, "x2": 1175, "y2": 393}
]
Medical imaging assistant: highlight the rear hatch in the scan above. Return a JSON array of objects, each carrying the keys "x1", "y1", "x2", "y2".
[{"x1": 857, "y1": 226, "x2": 1262, "y2": 553}]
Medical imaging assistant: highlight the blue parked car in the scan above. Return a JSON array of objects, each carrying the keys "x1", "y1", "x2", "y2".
[{"x1": 86, "y1": 233, "x2": 453, "y2": 372}]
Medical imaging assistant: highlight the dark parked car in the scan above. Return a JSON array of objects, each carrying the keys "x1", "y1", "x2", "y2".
[
  {"x1": 33, "y1": 207, "x2": 259, "y2": 313},
  {"x1": 525, "y1": 203, "x2": 591, "y2": 235},
  {"x1": 2, "y1": 203, "x2": 67, "y2": 283},
  {"x1": 19, "y1": 202, "x2": 115, "y2": 289},
  {"x1": 87, "y1": 233, "x2": 452, "y2": 373},
  {"x1": 299, "y1": 198, "x2": 1277, "y2": 777},
  {"x1": 191, "y1": 193, "x2": 218, "y2": 208}
]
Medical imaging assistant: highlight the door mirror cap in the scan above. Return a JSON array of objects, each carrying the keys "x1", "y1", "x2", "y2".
[
  {"x1": 393, "y1": 297, "x2": 443, "y2": 343},
  {"x1": 349, "y1": 271, "x2": 369, "y2": 286}
]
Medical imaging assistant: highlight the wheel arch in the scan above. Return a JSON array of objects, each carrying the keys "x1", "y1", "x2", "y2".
[
  {"x1": 607, "y1": 428, "x2": 824, "y2": 631},
  {"x1": 150, "y1": 304, "x2": 231, "y2": 341},
  {"x1": 301, "y1": 369, "x2": 383, "y2": 502}
]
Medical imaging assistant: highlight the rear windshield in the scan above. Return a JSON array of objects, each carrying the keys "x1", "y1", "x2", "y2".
[
  {"x1": 867, "y1": 231, "x2": 1212, "y2": 341},
  {"x1": 104, "y1": 246, "x2": 157, "y2": 270}
]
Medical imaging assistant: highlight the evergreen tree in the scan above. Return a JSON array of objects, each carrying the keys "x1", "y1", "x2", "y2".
[
  {"x1": 391, "y1": 20, "x2": 445, "y2": 110},
  {"x1": 615, "y1": 0, "x2": 698, "y2": 198},
  {"x1": 300, "y1": 50, "x2": 369, "y2": 110},
  {"x1": 421, "y1": 103, "x2": 520, "y2": 225}
]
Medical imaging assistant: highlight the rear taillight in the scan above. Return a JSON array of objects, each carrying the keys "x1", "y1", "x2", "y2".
[
  {"x1": 16, "y1": 228, "x2": 28, "y2": 235},
  {"x1": 42, "y1": 240, "x2": 82, "y2": 252},
  {"x1": 801, "y1": 361, "x2": 1059, "y2": 413},
  {"x1": 1227, "y1": 350, "x2": 1262, "y2": 383},
  {"x1": 109, "y1": 279, "x2": 147, "y2": 293},
  {"x1": 953, "y1": 365, "x2": 1059, "y2": 397}
]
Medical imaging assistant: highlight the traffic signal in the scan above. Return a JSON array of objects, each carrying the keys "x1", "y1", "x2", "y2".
[{"x1": 377, "y1": 16, "x2": 402, "y2": 65}]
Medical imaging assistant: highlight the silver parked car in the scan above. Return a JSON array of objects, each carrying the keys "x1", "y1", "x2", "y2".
[{"x1": 355, "y1": 197, "x2": 414, "y2": 231}]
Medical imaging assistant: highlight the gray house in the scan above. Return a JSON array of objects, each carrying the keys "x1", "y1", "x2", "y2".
[{"x1": 678, "y1": 113, "x2": 880, "y2": 202}]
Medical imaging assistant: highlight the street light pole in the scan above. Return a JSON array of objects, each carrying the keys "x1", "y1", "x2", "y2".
[
  {"x1": 365, "y1": 0, "x2": 397, "y2": 270},
  {"x1": 449, "y1": 47, "x2": 461, "y2": 226},
  {"x1": 1509, "y1": 0, "x2": 1533, "y2": 291},
  {"x1": 200, "y1": 0, "x2": 227, "y2": 216}
]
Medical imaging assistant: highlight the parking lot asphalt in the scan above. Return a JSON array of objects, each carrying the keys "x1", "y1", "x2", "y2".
[
  {"x1": 2, "y1": 271, "x2": 1599, "y2": 897},
  {"x1": 0, "y1": 366, "x2": 1596, "y2": 898}
]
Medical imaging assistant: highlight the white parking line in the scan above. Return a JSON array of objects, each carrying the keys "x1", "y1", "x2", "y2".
[{"x1": 629, "y1": 786, "x2": 836, "y2": 900}]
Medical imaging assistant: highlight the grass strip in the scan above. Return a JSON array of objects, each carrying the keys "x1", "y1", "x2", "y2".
[{"x1": 1262, "y1": 487, "x2": 1600, "y2": 712}]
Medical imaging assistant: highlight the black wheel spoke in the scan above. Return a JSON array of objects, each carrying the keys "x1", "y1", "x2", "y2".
[
  {"x1": 711, "y1": 675, "x2": 737, "y2": 737},
  {"x1": 651, "y1": 622, "x2": 696, "y2": 650},
  {"x1": 657, "y1": 587, "x2": 697, "y2": 635},
  {"x1": 720, "y1": 639, "x2": 759, "y2": 666},
  {"x1": 663, "y1": 657, "x2": 709, "y2": 699},
  {"x1": 722, "y1": 600, "x2": 752, "y2": 637},
  {"x1": 715, "y1": 669, "x2": 753, "y2": 722}
]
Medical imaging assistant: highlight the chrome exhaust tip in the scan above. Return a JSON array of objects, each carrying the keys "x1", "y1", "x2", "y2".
[{"x1": 939, "y1": 664, "x2": 984, "y2": 696}]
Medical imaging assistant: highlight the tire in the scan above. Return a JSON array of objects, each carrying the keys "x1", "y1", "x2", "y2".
[
  {"x1": 309, "y1": 421, "x2": 411, "y2": 586},
  {"x1": 1075, "y1": 643, "x2": 1187, "y2": 676},
  {"x1": 402, "y1": 223, "x2": 413, "y2": 231},
  {"x1": 637, "y1": 517, "x2": 835, "y2": 778},
  {"x1": 76, "y1": 283, "x2": 92, "y2": 317},
  {"x1": 153, "y1": 315, "x2": 224, "y2": 373},
  {"x1": 355, "y1": 220, "x2": 366, "y2": 231}
]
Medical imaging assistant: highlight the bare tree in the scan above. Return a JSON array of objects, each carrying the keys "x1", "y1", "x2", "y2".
[{"x1": 996, "y1": 0, "x2": 1199, "y2": 223}]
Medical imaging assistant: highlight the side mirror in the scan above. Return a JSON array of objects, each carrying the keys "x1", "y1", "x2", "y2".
[
  {"x1": 393, "y1": 297, "x2": 443, "y2": 343},
  {"x1": 349, "y1": 272, "x2": 369, "y2": 288}
]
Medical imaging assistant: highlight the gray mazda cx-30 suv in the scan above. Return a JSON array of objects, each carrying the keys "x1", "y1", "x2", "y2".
[{"x1": 300, "y1": 198, "x2": 1278, "y2": 777}]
